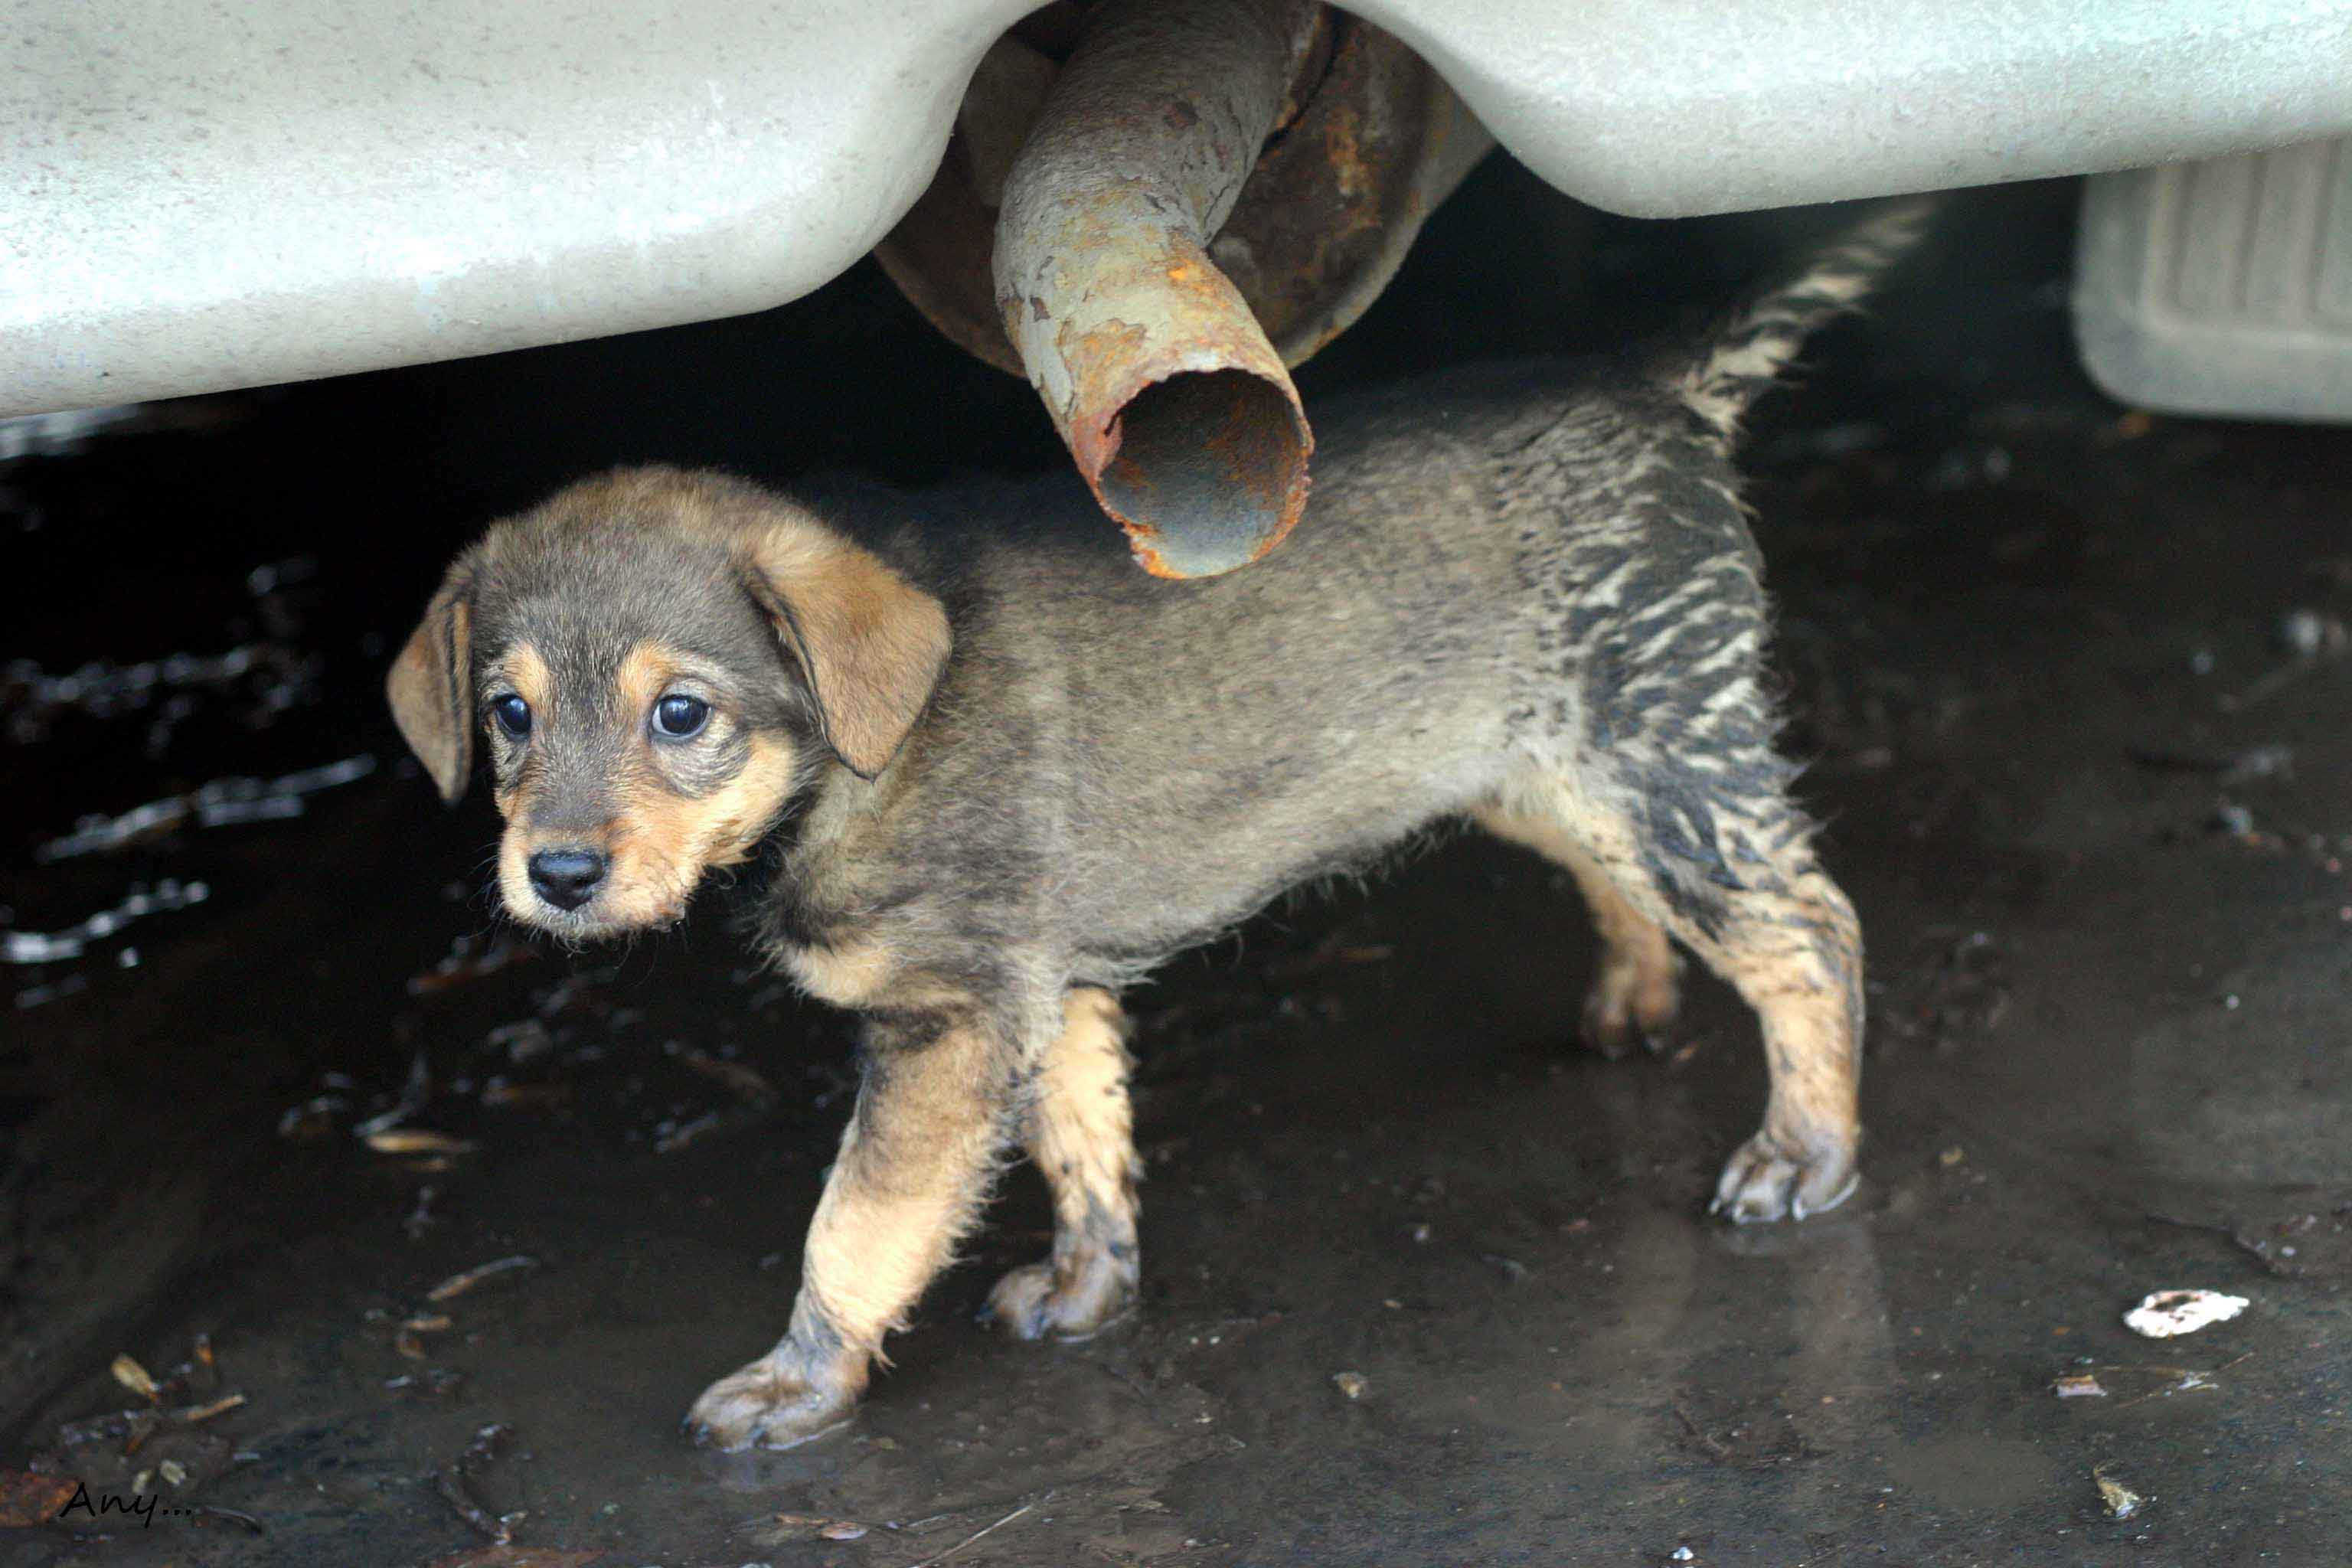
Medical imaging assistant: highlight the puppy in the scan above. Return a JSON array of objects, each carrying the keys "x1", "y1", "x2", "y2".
[{"x1": 388, "y1": 202, "x2": 1928, "y2": 1451}]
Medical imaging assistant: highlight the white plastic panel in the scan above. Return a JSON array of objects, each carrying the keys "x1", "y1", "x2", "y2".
[
  {"x1": 2076, "y1": 139, "x2": 2352, "y2": 423},
  {"x1": 5, "y1": 0, "x2": 2350, "y2": 416}
]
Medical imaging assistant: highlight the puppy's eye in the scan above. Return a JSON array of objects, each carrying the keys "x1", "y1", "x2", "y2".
[
  {"x1": 653, "y1": 694, "x2": 710, "y2": 739},
  {"x1": 491, "y1": 694, "x2": 531, "y2": 739}
]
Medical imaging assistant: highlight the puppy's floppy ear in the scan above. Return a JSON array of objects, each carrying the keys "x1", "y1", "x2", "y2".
[
  {"x1": 386, "y1": 562, "x2": 477, "y2": 803},
  {"x1": 741, "y1": 515, "x2": 950, "y2": 779}
]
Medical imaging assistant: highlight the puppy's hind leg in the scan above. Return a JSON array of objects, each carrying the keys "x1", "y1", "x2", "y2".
[
  {"x1": 1493, "y1": 772, "x2": 1864, "y2": 1224},
  {"x1": 1475, "y1": 805, "x2": 1684, "y2": 1059},
  {"x1": 685, "y1": 1007, "x2": 1014, "y2": 1451},
  {"x1": 986, "y1": 987, "x2": 1142, "y2": 1341},
  {"x1": 1692, "y1": 844, "x2": 1866, "y2": 1224}
]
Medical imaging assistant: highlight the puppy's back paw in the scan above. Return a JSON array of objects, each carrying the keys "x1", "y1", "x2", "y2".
[
  {"x1": 985, "y1": 1258, "x2": 1137, "y2": 1342},
  {"x1": 1577, "y1": 959, "x2": 1681, "y2": 1060},
  {"x1": 1710, "y1": 1132, "x2": 1859, "y2": 1223},
  {"x1": 684, "y1": 1357, "x2": 859, "y2": 1452}
]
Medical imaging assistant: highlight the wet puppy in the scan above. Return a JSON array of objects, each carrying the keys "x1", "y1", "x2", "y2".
[{"x1": 389, "y1": 203, "x2": 1927, "y2": 1451}]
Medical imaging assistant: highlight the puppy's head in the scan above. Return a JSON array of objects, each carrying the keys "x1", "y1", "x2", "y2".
[{"x1": 387, "y1": 467, "x2": 949, "y2": 938}]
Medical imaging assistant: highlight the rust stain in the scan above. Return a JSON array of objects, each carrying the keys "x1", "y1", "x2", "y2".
[
  {"x1": 1325, "y1": 107, "x2": 1374, "y2": 204},
  {"x1": 1133, "y1": 537, "x2": 1182, "y2": 579}
]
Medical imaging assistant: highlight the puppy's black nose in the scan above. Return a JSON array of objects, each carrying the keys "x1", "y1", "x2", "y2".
[{"x1": 527, "y1": 848, "x2": 607, "y2": 911}]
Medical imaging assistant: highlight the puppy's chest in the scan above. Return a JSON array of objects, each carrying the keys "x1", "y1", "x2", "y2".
[{"x1": 778, "y1": 936, "x2": 897, "y2": 1008}]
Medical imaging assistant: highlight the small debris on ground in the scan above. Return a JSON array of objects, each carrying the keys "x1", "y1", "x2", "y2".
[
  {"x1": 394, "y1": 1315, "x2": 454, "y2": 1361},
  {"x1": 485, "y1": 1019, "x2": 555, "y2": 1066},
  {"x1": 175, "y1": 1394, "x2": 247, "y2": 1423},
  {"x1": 2074, "y1": 1352, "x2": 2255, "y2": 1411},
  {"x1": 0, "y1": 1472, "x2": 79, "y2": 1528},
  {"x1": 2276, "y1": 607, "x2": 2348, "y2": 659},
  {"x1": 354, "y1": 1049, "x2": 435, "y2": 1138},
  {"x1": 2124, "y1": 1289, "x2": 2248, "y2": 1338},
  {"x1": 902, "y1": 1494, "x2": 1046, "y2": 1568},
  {"x1": 2, "y1": 879, "x2": 211, "y2": 965},
  {"x1": 436, "y1": 1422, "x2": 521, "y2": 1544},
  {"x1": 385, "y1": 1368, "x2": 467, "y2": 1399},
  {"x1": 364, "y1": 1129, "x2": 477, "y2": 1157},
  {"x1": 2093, "y1": 1463, "x2": 2148, "y2": 1521},
  {"x1": 739, "y1": 1512, "x2": 875, "y2": 1548},
  {"x1": 1332, "y1": 1371, "x2": 1370, "y2": 1401},
  {"x1": 428, "y1": 1255, "x2": 540, "y2": 1303},
  {"x1": 2208, "y1": 800, "x2": 2259, "y2": 838},
  {"x1": 2129, "y1": 742, "x2": 2294, "y2": 785},
  {"x1": 653, "y1": 1111, "x2": 724, "y2": 1154},
  {"x1": 33, "y1": 754, "x2": 375, "y2": 861},
  {"x1": 408, "y1": 935, "x2": 535, "y2": 998},
  {"x1": 2, "y1": 636, "x2": 315, "y2": 746},
  {"x1": 33, "y1": 1338, "x2": 250, "y2": 1508},
  {"x1": 109, "y1": 1354, "x2": 159, "y2": 1402},
  {"x1": 2052, "y1": 1373, "x2": 2107, "y2": 1398}
]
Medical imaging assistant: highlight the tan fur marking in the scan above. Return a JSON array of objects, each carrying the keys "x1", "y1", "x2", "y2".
[
  {"x1": 495, "y1": 831, "x2": 532, "y2": 918},
  {"x1": 498, "y1": 642, "x2": 552, "y2": 712},
  {"x1": 1031, "y1": 988, "x2": 1140, "y2": 1242},
  {"x1": 612, "y1": 640, "x2": 674, "y2": 720},
  {"x1": 483, "y1": 646, "x2": 550, "y2": 833},
  {"x1": 595, "y1": 733, "x2": 799, "y2": 927},
  {"x1": 797, "y1": 1021, "x2": 1004, "y2": 1354},
  {"x1": 785, "y1": 939, "x2": 897, "y2": 1008},
  {"x1": 1701, "y1": 868, "x2": 1864, "y2": 1152},
  {"x1": 983, "y1": 986, "x2": 1145, "y2": 1338}
]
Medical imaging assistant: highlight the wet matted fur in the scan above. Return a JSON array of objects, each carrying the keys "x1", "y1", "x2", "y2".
[{"x1": 389, "y1": 201, "x2": 1932, "y2": 1451}]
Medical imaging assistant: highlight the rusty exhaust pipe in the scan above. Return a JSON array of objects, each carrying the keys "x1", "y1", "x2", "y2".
[{"x1": 993, "y1": 0, "x2": 1321, "y2": 579}]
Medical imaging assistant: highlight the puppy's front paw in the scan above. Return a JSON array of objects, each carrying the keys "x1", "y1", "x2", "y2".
[
  {"x1": 1710, "y1": 1131, "x2": 1859, "y2": 1223},
  {"x1": 985, "y1": 1256, "x2": 1137, "y2": 1342},
  {"x1": 684, "y1": 1354, "x2": 862, "y2": 1452}
]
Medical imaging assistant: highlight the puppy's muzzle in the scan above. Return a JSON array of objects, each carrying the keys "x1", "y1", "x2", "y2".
[{"x1": 527, "y1": 847, "x2": 609, "y2": 912}]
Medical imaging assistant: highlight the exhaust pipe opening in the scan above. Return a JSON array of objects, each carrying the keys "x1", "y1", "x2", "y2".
[{"x1": 1096, "y1": 368, "x2": 1312, "y2": 578}]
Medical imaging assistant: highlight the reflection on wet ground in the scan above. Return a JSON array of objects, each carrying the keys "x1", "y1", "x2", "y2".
[{"x1": 4, "y1": 181, "x2": 2350, "y2": 1564}]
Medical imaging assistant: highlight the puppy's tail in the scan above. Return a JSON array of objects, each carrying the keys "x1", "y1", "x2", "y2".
[{"x1": 1666, "y1": 195, "x2": 1941, "y2": 443}]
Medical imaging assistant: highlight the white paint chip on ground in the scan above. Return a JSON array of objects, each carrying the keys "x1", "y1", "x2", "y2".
[{"x1": 2124, "y1": 1289, "x2": 2249, "y2": 1338}]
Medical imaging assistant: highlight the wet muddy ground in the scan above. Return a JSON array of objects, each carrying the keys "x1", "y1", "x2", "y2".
[{"x1": 5, "y1": 181, "x2": 2350, "y2": 1566}]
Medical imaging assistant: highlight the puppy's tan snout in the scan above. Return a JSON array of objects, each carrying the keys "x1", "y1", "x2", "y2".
[{"x1": 526, "y1": 846, "x2": 609, "y2": 912}]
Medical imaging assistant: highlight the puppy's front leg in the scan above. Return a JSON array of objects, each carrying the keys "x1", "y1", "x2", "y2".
[
  {"x1": 986, "y1": 987, "x2": 1142, "y2": 1340},
  {"x1": 686, "y1": 1008, "x2": 1010, "y2": 1451}
]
